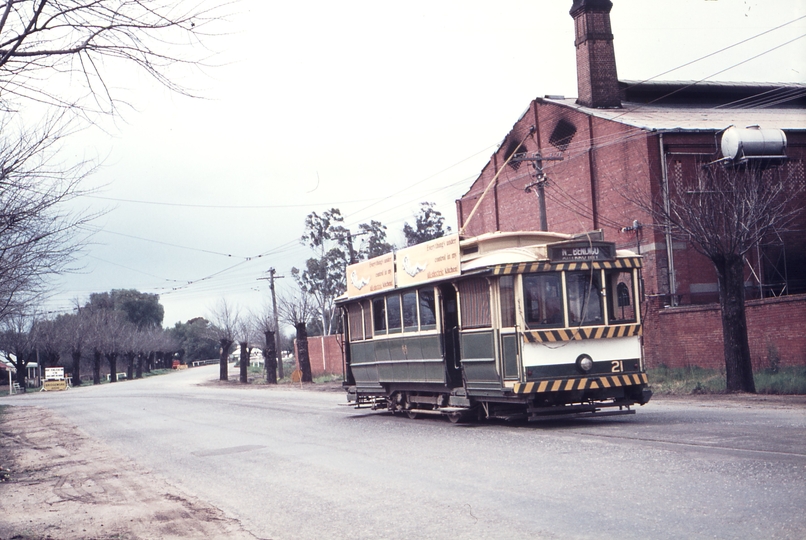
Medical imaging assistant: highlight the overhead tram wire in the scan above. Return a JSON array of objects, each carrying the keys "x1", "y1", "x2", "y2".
[
  {"x1": 77, "y1": 224, "x2": 251, "y2": 259},
  {"x1": 619, "y1": 13, "x2": 806, "y2": 94},
  {"x1": 609, "y1": 32, "x2": 806, "y2": 123},
  {"x1": 82, "y1": 194, "x2": 381, "y2": 209}
]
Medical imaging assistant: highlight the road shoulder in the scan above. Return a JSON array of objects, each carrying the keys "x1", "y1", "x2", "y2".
[{"x1": 0, "y1": 405, "x2": 260, "y2": 540}]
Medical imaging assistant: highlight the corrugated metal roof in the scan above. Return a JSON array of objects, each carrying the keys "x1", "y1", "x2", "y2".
[{"x1": 542, "y1": 97, "x2": 806, "y2": 131}]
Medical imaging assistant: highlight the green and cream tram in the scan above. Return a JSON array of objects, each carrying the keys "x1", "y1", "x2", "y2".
[{"x1": 338, "y1": 231, "x2": 652, "y2": 422}]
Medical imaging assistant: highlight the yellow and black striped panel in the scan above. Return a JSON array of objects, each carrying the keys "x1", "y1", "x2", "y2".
[
  {"x1": 491, "y1": 257, "x2": 642, "y2": 276},
  {"x1": 522, "y1": 324, "x2": 641, "y2": 343},
  {"x1": 512, "y1": 373, "x2": 648, "y2": 395}
]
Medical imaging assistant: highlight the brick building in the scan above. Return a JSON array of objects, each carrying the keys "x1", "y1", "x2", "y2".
[{"x1": 457, "y1": 0, "x2": 806, "y2": 370}]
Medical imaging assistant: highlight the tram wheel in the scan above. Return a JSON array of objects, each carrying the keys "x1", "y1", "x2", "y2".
[
  {"x1": 406, "y1": 410, "x2": 419, "y2": 420},
  {"x1": 447, "y1": 411, "x2": 465, "y2": 424}
]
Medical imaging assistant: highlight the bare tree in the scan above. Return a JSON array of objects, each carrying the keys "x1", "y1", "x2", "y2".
[
  {"x1": 641, "y1": 162, "x2": 801, "y2": 392},
  {"x1": 61, "y1": 305, "x2": 90, "y2": 386},
  {"x1": 0, "y1": 313, "x2": 35, "y2": 391},
  {"x1": 279, "y1": 286, "x2": 316, "y2": 383},
  {"x1": 0, "y1": 0, "x2": 225, "y2": 116},
  {"x1": 0, "y1": 1, "x2": 226, "y2": 322},
  {"x1": 252, "y1": 305, "x2": 278, "y2": 384},
  {"x1": 209, "y1": 299, "x2": 238, "y2": 381},
  {"x1": 0, "y1": 118, "x2": 96, "y2": 323},
  {"x1": 235, "y1": 318, "x2": 257, "y2": 384},
  {"x1": 31, "y1": 315, "x2": 61, "y2": 371}
]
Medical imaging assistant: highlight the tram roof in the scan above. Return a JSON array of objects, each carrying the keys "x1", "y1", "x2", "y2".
[{"x1": 460, "y1": 231, "x2": 639, "y2": 272}]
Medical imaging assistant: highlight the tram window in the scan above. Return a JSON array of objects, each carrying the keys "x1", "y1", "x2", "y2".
[
  {"x1": 402, "y1": 291, "x2": 418, "y2": 332},
  {"x1": 362, "y1": 300, "x2": 372, "y2": 339},
  {"x1": 457, "y1": 278, "x2": 491, "y2": 329},
  {"x1": 607, "y1": 270, "x2": 636, "y2": 323},
  {"x1": 566, "y1": 271, "x2": 604, "y2": 326},
  {"x1": 418, "y1": 288, "x2": 437, "y2": 330},
  {"x1": 500, "y1": 275, "x2": 516, "y2": 328},
  {"x1": 372, "y1": 297, "x2": 386, "y2": 335},
  {"x1": 347, "y1": 302, "x2": 364, "y2": 341},
  {"x1": 387, "y1": 294, "x2": 402, "y2": 334},
  {"x1": 523, "y1": 273, "x2": 563, "y2": 328}
]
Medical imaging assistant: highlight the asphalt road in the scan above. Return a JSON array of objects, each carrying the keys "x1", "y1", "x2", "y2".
[{"x1": 5, "y1": 365, "x2": 805, "y2": 540}]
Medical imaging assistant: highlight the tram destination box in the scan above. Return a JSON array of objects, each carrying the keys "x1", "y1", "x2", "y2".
[{"x1": 548, "y1": 240, "x2": 616, "y2": 263}]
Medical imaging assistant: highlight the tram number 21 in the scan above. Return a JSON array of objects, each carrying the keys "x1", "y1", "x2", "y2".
[{"x1": 611, "y1": 360, "x2": 624, "y2": 373}]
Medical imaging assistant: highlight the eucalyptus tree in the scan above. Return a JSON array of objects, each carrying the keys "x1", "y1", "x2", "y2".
[{"x1": 403, "y1": 202, "x2": 452, "y2": 246}]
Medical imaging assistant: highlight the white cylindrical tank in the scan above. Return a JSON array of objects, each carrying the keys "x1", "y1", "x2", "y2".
[{"x1": 720, "y1": 126, "x2": 787, "y2": 161}]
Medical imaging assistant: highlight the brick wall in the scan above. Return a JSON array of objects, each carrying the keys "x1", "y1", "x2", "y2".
[
  {"x1": 643, "y1": 294, "x2": 806, "y2": 370},
  {"x1": 296, "y1": 335, "x2": 344, "y2": 378}
]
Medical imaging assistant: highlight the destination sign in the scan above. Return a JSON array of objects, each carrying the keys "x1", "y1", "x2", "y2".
[{"x1": 548, "y1": 240, "x2": 616, "y2": 263}]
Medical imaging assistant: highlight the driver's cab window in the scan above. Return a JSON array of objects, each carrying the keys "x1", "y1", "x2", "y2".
[
  {"x1": 566, "y1": 271, "x2": 604, "y2": 326},
  {"x1": 523, "y1": 273, "x2": 563, "y2": 328}
]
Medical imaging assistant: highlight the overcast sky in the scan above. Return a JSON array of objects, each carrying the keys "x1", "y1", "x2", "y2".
[{"x1": 42, "y1": 0, "x2": 806, "y2": 330}]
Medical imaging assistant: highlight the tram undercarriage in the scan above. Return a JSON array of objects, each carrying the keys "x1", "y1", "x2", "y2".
[{"x1": 346, "y1": 383, "x2": 652, "y2": 423}]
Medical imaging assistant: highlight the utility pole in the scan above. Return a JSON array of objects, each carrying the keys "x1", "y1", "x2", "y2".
[
  {"x1": 512, "y1": 152, "x2": 563, "y2": 231},
  {"x1": 259, "y1": 268, "x2": 285, "y2": 379}
]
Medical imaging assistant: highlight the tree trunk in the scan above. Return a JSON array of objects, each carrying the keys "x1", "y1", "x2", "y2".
[
  {"x1": 71, "y1": 350, "x2": 82, "y2": 387},
  {"x1": 93, "y1": 349, "x2": 102, "y2": 385},
  {"x1": 106, "y1": 353, "x2": 118, "y2": 383},
  {"x1": 136, "y1": 354, "x2": 144, "y2": 379},
  {"x1": 12, "y1": 356, "x2": 27, "y2": 392},
  {"x1": 264, "y1": 331, "x2": 277, "y2": 384},
  {"x1": 716, "y1": 255, "x2": 756, "y2": 393},
  {"x1": 239, "y1": 341, "x2": 248, "y2": 383},
  {"x1": 126, "y1": 352, "x2": 135, "y2": 380},
  {"x1": 219, "y1": 338, "x2": 232, "y2": 381},
  {"x1": 146, "y1": 351, "x2": 154, "y2": 373},
  {"x1": 295, "y1": 322, "x2": 312, "y2": 383}
]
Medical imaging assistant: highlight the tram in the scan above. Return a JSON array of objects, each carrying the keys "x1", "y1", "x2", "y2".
[{"x1": 338, "y1": 230, "x2": 651, "y2": 422}]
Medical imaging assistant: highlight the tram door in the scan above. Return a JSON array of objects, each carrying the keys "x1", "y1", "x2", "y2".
[
  {"x1": 455, "y1": 278, "x2": 501, "y2": 391},
  {"x1": 498, "y1": 275, "x2": 520, "y2": 382},
  {"x1": 440, "y1": 284, "x2": 462, "y2": 388}
]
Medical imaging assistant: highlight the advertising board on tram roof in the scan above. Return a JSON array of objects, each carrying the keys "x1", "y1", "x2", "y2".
[{"x1": 396, "y1": 234, "x2": 460, "y2": 289}]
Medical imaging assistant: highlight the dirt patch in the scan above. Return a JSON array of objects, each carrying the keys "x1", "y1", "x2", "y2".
[{"x1": 0, "y1": 406, "x2": 260, "y2": 540}]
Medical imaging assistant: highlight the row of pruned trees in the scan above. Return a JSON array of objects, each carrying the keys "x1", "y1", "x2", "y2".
[{"x1": 0, "y1": 306, "x2": 176, "y2": 391}]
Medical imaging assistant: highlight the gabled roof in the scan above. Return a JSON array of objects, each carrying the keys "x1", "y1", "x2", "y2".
[{"x1": 541, "y1": 81, "x2": 806, "y2": 132}]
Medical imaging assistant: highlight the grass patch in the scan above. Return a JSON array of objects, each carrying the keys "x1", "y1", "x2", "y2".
[
  {"x1": 754, "y1": 366, "x2": 806, "y2": 395},
  {"x1": 647, "y1": 365, "x2": 806, "y2": 395}
]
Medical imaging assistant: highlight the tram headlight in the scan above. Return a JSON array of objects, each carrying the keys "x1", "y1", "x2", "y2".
[{"x1": 576, "y1": 354, "x2": 594, "y2": 373}]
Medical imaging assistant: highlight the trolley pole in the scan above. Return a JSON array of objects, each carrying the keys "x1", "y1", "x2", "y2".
[{"x1": 513, "y1": 152, "x2": 563, "y2": 231}]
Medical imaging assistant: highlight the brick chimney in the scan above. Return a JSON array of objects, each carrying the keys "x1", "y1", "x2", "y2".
[{"x1": 570, "y1": 0, "x2": 621, "y2": 108}]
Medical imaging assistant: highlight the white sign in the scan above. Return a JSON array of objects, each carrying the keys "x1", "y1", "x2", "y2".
[{"x1": 44, "y1": 367, "x2": 65, "y2": 381}]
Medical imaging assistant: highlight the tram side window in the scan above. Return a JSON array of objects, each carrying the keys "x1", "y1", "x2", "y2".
[
  {"x1": 566, "y1": 271, "x2": 604, "y2": 326},
  {"x1": 372, "y1": 297, "x2": 386, "y2": 335},
  {"x1": 418, "y1": 288, "x2": 437, "y2": 330},
  {"x1": 523, "y1": 273, "x2": 563, "y2": 328},
  {"x1": 347, "y1": 302, "x2": 364, "y2": 342},
  {"x1": 362, "y1": 300, "x2": 372, "y2": 339},
  {"x1": 457, "y1": 278, "x2": 491, "y2": 329},
  {"x1": 402, "y1": 291, "x2": 418, "y2": 332},
  {"x1": 387, "y1": 294, "x2": 402, "y2": 334},
  {"x1": 607, "y1": 270, "x2": 636, "y2": 323},
  {"x1": 499, "y1": 275, "x2": 516, "y2": 328}
]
